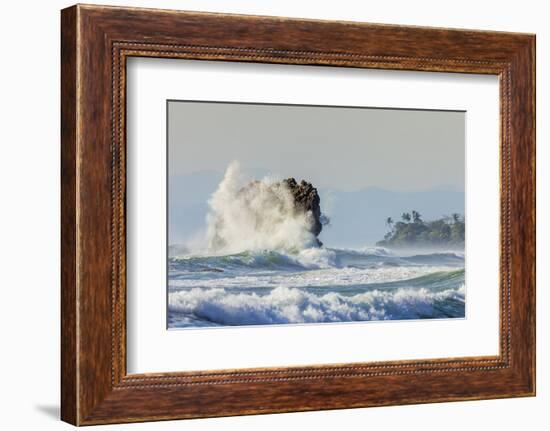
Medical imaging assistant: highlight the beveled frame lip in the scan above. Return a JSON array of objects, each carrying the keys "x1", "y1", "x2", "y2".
[{"x1": 61, "y1": 3, "x2": 535, "y2": 426}]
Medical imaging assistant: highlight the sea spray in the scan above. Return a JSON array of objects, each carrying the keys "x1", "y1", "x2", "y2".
[{"x1": 205, "y1": 161, "x2": 320, "y2": 254}]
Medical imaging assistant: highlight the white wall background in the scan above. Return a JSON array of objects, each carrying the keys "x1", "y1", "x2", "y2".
[{"x1": 0, "y1": 1, "x2": 546, "y2": 429}]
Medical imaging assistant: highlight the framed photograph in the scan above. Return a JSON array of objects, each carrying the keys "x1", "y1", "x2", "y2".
[{"x1": 61, "y1": 4, "x2": 536, "y2": 425}]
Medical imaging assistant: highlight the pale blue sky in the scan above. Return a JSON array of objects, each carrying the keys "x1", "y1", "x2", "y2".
[
  {"x1": 168, "y1": 101, "x2": 465, "y2": 246},
  {"x1": 168, "y1": 101, "x2": 465, "y2": 193}
]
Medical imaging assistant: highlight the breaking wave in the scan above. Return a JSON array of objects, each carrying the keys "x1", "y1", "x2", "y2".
[
  {"x1": 169, "y1": 247, "x2": 465, "y2": 273},
  {"x1": 168, "y1": 247, "x2": 465, "y2": 328},
  {"x1": 204, "y1": 161, "x2": 319, "y2": 254},
  {"x1": 169, "y1": 281, "x2": 465, "y2": 327}
]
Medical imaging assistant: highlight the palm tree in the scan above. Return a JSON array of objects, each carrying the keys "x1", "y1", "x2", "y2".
[
  {"x1": 386, "y1": 217, "x2": 394, "y2": 228},
  {"x1": 412, "y1": 210, "x2": 422, "y2": 223},
  {"x1": 401, "y1": 212, "x2": 411, "y2": 222},
  {"x1": 452, "y1": 213, "x2": 461, "y2": 223}
]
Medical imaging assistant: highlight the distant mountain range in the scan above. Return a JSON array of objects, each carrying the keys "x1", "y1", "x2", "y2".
[{"x1": 168, "y1": 171, "x2": 465, "y2": 248}]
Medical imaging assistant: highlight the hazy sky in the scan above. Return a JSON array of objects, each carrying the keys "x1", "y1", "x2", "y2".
[{"x1": 168, "y1": 101, "x2": 465, "y2": 192}]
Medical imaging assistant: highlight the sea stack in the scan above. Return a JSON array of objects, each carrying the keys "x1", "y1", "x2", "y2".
[
  {"x1": 233, "y1": 177, "x2": 326, "y2": 248},
  {"x1": 282, "y1": 178, "x2": 324, "y2": 239}
]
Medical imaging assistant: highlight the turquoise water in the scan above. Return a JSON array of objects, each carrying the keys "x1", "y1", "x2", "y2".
[{"x1": 167, "y1": 247, "x2": 465, "y2": 328}]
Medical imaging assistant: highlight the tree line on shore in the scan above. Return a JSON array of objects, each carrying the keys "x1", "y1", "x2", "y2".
[{"x1": 376, "y1": 211, "x2": 465, "y2": 248}]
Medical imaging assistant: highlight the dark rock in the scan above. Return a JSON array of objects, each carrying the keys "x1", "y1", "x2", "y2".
[
  {"x1": 282, "y1": 178, "x2": 324, "y2": 239},
  {"x1": 236, "y1": 177, "x2": 327, "y2": 248}
]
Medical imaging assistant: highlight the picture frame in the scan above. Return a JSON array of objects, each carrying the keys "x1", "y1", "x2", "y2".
[{"x1": 61, "y1": 4, "x2": 535, "y2": 425}]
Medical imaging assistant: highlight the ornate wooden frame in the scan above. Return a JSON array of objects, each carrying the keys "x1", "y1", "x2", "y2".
[{"x1": 61, "y1": 4, "x2": 535, "y2": 425}]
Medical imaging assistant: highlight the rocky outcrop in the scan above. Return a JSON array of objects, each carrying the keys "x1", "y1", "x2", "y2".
[
  {"x1": 235, "y1": 177, "x2": 326, "y2": 247},
  {"x1": 282, "y1": 178, "x2": 324, "y2": 239}
]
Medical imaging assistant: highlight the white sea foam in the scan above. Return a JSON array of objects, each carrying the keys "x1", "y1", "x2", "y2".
[
  {"x1": 168, "y1": 284, "x2": 465, "y2": 326},
  {"x1": 168, "y1": 265, "x2": 455, "y2": 290},
  {"x1": 204, "y1": 161, "x2": 319, "y2": 254},
  {"x1": 293, "y1": 247, "x2": 339, "y2": 268}
]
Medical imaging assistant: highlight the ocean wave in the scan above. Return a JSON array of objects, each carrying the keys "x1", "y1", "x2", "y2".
[
  {"x1": 169, "y1": 247, "x2": 465, "y2": 275},
  {"x1": 168, "y1": 284, "x2": 465, "y2": 327},
  {"x1": 344, "y1": 246, "x2": 394, "y2": 256},
  {"x1": 168, "y1": 246, "x2": 465, "y2": 328},
  {"x1": 169, "y1": 266, "x2": 463, "y2": 290},
  {"x1": 170, "y1": 247, "x2": 339, "y2": 272},
  {"x1": 401, "y1": 252, "x2": 465, "y2": 266}
]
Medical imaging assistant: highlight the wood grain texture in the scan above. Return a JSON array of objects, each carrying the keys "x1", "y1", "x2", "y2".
[
  {"x1": 60, "y1": 5, "x2": 78, "y2": 425},
  {"x1": 60, "y1": 4, "x2": 536, "y2": 425}
]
